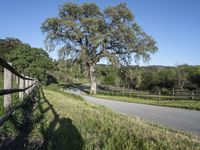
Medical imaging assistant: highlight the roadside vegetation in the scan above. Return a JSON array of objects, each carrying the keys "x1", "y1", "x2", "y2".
[
  {"x1": 41, "y1": 85, "x2": 200, "y2": 149},
  {"x1": 54, "y1": 82, "x2": 200, "y2": 110},
  {"x1": 1, "y1": 82, "x2": 200, "y2": 149},
  {"x1": 34, "y1": 87, "x2": 200, "y2": 150},
  {"x1": 53, "y1": 60, "x2": 200, "y2": 96},
  {"x1": 93, "y1": 94, "x2": 200, "y2": 110}
]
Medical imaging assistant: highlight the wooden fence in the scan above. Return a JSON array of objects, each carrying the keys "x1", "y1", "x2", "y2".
[
  {"x1": 0, "y1": 56, "x2": 38, "y2": 125},
  {"x1": 97, "y1": 85, "x2": 200, "y2": 100}
]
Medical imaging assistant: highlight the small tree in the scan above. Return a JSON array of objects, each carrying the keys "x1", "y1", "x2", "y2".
[
  {"x1": 175, "y1": 65, "x2": 190, "y2": 90},
  {"x1": 41, "y1": 2, "x2": 158, "y2": 94}
]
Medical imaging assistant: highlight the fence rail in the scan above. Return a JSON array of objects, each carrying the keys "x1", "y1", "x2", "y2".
[
  {"x1": 0, "y1": 57, "x2": 33, "y2": 80},
  {"x1": 0, "y1": 56, "x2": 38, "y2": 126},
  {"x1": 97, "y1": 85, "x2": 200, "y2": 100},
  {"x1": 0, "y1": 84, "x2": 35, "y2": 96}
]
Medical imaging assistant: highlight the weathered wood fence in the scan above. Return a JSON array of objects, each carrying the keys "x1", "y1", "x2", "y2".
[
  {"x1": 0, "y1": 56, "x2": 38, "y2": 125},
  {"x1": 97, "y1": 85, "x2": 200, "y2": 100}
]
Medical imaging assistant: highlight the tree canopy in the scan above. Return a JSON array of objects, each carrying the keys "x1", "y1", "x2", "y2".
[
  {"x1": 41, "y1": 2, "x2": 158, "y2": 94},
  {"x1": 0, "y1": 38, "x2": 55, "y2": 85}
]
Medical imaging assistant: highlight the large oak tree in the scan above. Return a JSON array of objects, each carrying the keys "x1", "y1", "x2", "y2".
[{"x1": 41, "y1": 2, "x2": 158, "y2": 94}]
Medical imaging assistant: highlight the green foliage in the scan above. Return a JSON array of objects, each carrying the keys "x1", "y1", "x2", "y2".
[
  {"x1": 53, "y1": 59, "x2": 84, "y2": 83},
  {"x1": 41, "y1": 2, "x2": 158, "y2": 93},
  {"x1": 96, "y1": 65, "x2": 120, "y2": 86},
  {"x1": 96, "y1": 65, "x2": 200, "y2": 92},
  {"x1": 0, "y1": 38, "x2": 55, "y2": 85},
  {"x1": 0, "y1": 38, "x2": 23, "y2": 59}
]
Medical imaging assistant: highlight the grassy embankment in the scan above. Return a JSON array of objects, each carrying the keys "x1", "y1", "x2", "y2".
[
  {"x1": 0, "y1": 83, "x2": 200, "y2": 149},
  {"x1": 93, "y1": 94, "x2": 200, "y2": 111},
  {"x1": 38, "y1": 85, "x2": 200, "y2": 149}
]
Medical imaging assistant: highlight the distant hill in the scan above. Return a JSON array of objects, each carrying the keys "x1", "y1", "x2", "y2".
[{"x1": 96, "y1": 64, "x2": 175, "y2": 70}]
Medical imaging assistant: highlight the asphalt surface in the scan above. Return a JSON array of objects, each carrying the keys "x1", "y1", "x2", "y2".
[{"x1": 67, "y1": 88, "x2": 200, "y2": 137}]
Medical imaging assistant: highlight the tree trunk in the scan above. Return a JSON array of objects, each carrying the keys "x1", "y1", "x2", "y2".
[{"x1": 89, "y1": 64, "x2": 96, "y2": 94}]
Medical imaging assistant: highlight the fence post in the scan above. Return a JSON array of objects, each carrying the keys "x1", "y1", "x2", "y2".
[
  {"x1": 192, "y1": 91, "x2": 195, "y2": 100},
  {"x1": 16, "y1": 75, "x2": 19, "y2": 85},
  {"x1": 172, "y1": 89, "x2": 175, "y2": 100},
  {"x1": 31, "y1": 79, "x2": 35, "y2": 91},
  {"x1": 19, "y1": 74, "x2": 25, "y2": 100},
  {"x1": 146, "y1": 90, "x2": 148, "y2": 100},
  {"x1": 158, "y1": 90, "x2": 161, "y2": 101},
  {"x1": 28, "y1": 79, "x2": 32, "y2": 93},
  {"x1": 25, "y1": 76, "x2": 29, "y2": 95},
  {"x1": 4, "y1": 62, "x2": 12, "y2": 108}
]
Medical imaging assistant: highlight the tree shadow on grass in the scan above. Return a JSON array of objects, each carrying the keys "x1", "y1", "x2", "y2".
[
  {"x1": 39, "y1": 86, "x2": 84, "y2": 150},
  {"x1": 0, "y1": 85, "x2": 84, "y2": 150},
  {"x1": 43, "y1": 118, "x2": 84, "y2": 150}
]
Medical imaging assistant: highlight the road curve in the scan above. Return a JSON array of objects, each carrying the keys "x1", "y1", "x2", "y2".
[{"x1": 67, "y1": 88, "x2": 200, "y2": 137}]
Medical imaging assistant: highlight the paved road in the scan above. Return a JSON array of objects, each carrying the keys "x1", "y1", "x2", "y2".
[{"x1": 67, "y1": 88, "x2": 200, "y2": 137}]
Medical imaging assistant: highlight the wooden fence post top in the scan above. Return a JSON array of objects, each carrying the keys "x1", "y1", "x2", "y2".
[{"x1": 4, "y1": 62, "x2": 12, "y2": 108}]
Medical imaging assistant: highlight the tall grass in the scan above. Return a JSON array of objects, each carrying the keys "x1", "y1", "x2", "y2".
[{"x1": 41, "y1": 86, "x2": 200, "y2": 150}]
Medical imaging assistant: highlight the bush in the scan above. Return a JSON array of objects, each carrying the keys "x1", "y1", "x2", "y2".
[{"x1": 161, "y1": 87, "x2": 171, "y2": 95}]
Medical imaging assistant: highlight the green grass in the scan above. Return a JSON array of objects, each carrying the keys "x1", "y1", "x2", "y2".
[
  {"x1": 39, "y1": 85, "x2": 200, "y2": 149},
  {"x1": 1, "y1": 83, "x2": 200, "y2": 149},
  {"x1": 93, "y1": 94, "x2": 200, "y2": 110}
]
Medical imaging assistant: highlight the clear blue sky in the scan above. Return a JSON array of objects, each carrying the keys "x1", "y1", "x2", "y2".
[{"x1": 0, "y1": 0, "x2": 200, "y2": 66}]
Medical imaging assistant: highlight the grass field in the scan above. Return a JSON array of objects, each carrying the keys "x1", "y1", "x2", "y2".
[
  {"x1": 37, "y1": 85, "x2": 200, "y2": 150},
  {"x1": 93, "y1": 94, "x2": 200, "y2": 111}
]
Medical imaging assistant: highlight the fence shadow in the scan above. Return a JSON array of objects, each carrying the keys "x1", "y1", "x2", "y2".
[
  {"x1": 0, "y1": 85, "x2": 84, "y2": 150},
  {"x1": 0, "y1": 86, "x2": 44, "y2": 149}
]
